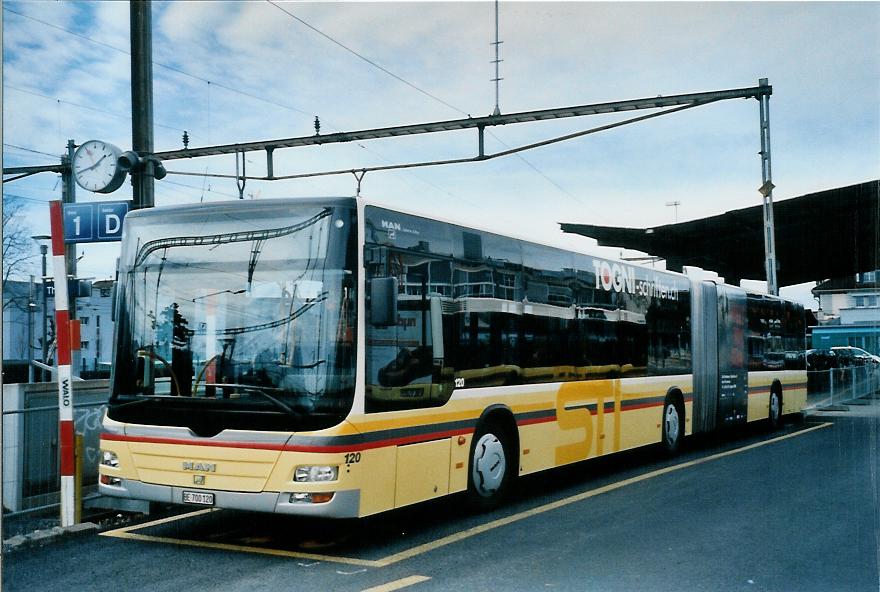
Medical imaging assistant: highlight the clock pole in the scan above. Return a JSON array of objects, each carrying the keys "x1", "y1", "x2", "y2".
[
  {"x1": 130, "y1": 0, "x2": 155, "y2": 209},
  {"x1": 62, "y1": 139, "x2": 77, "y2": 324}
]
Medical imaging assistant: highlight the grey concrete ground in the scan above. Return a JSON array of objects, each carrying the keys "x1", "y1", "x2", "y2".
[{"x1": 3, "y1": 399, "x2": 878, "y2": 592}]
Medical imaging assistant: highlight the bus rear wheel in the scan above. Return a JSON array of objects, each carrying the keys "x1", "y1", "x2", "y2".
[
  {"x1": 661, "y1": 400, "x2": 683, "y2": 455},
  {"x1": 768, "y1": 389, "x2": 782, "y2": 431},
  {"x1": 466, "y1": 421, "x2": 513, "y2": 511}
]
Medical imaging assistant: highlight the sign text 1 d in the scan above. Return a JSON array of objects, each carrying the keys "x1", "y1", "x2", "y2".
[{"x1": 63, "y1": 202, "x2": 129, "y2": 243}]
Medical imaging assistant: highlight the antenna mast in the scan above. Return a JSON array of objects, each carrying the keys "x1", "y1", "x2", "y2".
[{"x1": 491, "y1": 0, "x2": 503, "y2": 116}]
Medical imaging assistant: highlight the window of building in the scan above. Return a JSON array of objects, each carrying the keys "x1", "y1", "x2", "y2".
[
  {"x1": 81, "y1": 340, "x2": 89, "y2": 350},
  {"x1": 80, "y1": 317, "x2": 89, "y2": 325}
]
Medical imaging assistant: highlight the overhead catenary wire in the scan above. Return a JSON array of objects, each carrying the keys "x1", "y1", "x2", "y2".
[
  {"x1": 4, "y1": 192, "x2": 55, "y2": 204},
  {"x1": 3, "y1": 143, "x2": 61, "y2": 159},
  {"x1": 166, "y1": 100, "x2": 711, "y2": 182}
]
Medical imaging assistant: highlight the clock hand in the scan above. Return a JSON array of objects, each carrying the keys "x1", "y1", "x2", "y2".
[{"x1": 77, "y1": 154, "x2": 108, "y2": 174}]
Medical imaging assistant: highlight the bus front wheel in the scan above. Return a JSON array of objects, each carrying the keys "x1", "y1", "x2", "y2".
[{"x1": 466, "y1": 421, "x2": 513, "y2": 511}]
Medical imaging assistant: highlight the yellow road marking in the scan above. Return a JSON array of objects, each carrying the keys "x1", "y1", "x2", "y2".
[
  {"x1": 102, "y1": 422, "x2": 832, "y2": 568},
  {"x1": 101, "y1": 529, "x2": 383, "y2": 567},
  {"x1": 101, "y1": 508, "x2": 216, "y2": 534},
  {"x1": 361, "y1": 575, "x2": 431, "y2": 592}
]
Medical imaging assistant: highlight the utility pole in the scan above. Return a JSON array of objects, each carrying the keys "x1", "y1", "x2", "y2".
[
  {"x1": 491, "y1": 0, "x2": 503, "y2": 116},
  {"x1": 31, "y1": 234, "x2": 52, "y2": 382},
  {"x1": 61, "y1": 140, "x2": 77, "y2": 320},
  {"x1": 757, "y1": 78, "x2": 778, "y2": 296},
  {"x1": 666, "y1": 200, "x2": 681, "y2": 223},
  {"x1": 28, "y1": 275, "x2": 35, "y2": 383},
  {"x1": 131, "y1": 0, "x2": 155, "y2": 209}
]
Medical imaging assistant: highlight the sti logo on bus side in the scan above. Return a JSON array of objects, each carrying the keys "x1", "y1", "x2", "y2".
[
  {"x1": 182, "y1": 461, "x2": 216, "y2": 472},
  {"x1": 593, "y1": 260, "x2": 636, "y2": 294}
]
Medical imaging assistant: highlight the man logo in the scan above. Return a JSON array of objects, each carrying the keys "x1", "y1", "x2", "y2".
[
  {"x1": 193, "y1": 475, "x2": 206, "y2": 485},
  {"x1": 182, "y1": 461, "x2": 216, "y2": 472}
]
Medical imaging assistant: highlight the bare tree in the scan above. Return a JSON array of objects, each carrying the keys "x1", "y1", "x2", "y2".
[{"x1": 3, "y1": 194, "x2": 37, "y2": 311}]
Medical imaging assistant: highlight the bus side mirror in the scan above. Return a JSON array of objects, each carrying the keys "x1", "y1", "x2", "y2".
[{"x1": 370, "y1": 277, "x2": 398, "y2": 327}]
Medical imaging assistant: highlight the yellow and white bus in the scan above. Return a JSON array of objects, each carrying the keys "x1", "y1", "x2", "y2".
[{"x1": 99, "y1": 197, "x2": 807, "y2": 517}]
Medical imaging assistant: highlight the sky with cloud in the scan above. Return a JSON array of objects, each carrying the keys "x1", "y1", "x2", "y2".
[{"x1": 3, "y1": 1, "x2": 878, "y2": 308}]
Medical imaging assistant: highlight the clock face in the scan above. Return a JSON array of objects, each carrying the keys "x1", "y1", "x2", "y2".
[{"x1": 72, "y1": 140, "x2": 125, "y2": 193}]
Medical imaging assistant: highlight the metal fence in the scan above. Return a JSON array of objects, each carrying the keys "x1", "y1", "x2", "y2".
[
  {"x1": 2, "y1": 380, "x2": 109, "y2": 516},
  {"x1": 805, "y1": 364, "x2": 880, "y2": 409}
]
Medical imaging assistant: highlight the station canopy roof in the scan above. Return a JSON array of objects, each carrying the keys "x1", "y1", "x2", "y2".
[{"x1": 560, "y1": 180, "x2": 879, "y2": 287}]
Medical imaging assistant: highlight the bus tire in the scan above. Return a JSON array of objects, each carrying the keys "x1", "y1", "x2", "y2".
[
  {"x1": 466, "y1": 420, "x2": 514, "y2": 511},
  {"x1": 768, "y1": 387, "x2": 782, "y2": 431},
  {"x1": 661, "y1": 399, "x2": 683, "y2": 456}
]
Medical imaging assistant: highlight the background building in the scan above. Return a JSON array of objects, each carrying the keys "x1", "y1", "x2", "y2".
[
  {"x1": 1, "y1": 278, "x2": 114, "y2": 383},
  {"x1": 812, "y1": 271, "x2": 880, "y2": 354}
]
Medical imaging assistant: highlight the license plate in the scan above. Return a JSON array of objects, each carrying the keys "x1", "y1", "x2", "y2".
[{"x1": 182, "y1": 491, "x2": 215, "y2": 506}]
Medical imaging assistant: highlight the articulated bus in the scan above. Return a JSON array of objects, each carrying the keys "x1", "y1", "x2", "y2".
[{"x1": 99, "y1": 197, "x2": 807, "y2": 517}]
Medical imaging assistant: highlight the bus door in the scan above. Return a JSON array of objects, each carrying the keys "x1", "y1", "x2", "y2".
[{"x1": 715, "y1": 285, "x2": 748, "y2": 426}]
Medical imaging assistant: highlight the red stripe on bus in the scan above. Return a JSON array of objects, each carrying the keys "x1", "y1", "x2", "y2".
[
  {"x1": 749, "y1": 382, "x2": 809, "y2": 396},
  {"x1": 285, "y1": 428, "x2": 475, "y2": 453},
  {"x1": 60, "y1": 420, "x2": 75, "y2": 476},
  {"x1": 619, "y1": 401, "x2": 665, "y2": 412},
  {"x1": 517, "y1": 415, "x2": 556, "y2": 426}
]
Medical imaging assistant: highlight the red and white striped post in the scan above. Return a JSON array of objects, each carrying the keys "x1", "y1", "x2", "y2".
[{"x1": 48, "y1": 200, "x2": 76, "y2": 527}]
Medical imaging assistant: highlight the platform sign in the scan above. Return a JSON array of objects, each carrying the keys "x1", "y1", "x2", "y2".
[{"x1": 63, "y1": 201, "x2": 129, "y2": 243}]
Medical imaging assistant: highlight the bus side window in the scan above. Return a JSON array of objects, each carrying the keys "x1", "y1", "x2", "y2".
[{"x1": 365, "y1": 251, "x2": 454, "y2": 412}]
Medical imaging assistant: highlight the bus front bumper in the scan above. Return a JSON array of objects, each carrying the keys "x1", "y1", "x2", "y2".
[{"x1": 99, "y1": 478, "x2": 360, "y2": 518}]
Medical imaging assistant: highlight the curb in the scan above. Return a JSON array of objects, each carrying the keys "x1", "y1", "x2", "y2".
[{"x1": 2, "y1": 522, "x2": 99, "y2": 553}]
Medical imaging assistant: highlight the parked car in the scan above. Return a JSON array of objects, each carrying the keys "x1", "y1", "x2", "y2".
[
  {"x1": 831, "y1": 346, "x2": 880, "y2": 368},
  {"x1": 806, "y1": 348, "x2": 837, "y2": 371}
]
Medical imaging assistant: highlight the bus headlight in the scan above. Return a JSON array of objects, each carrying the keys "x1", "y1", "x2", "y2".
[
  {"x1": 294, "y1": 465, "x2": 338, "y2": 482},
  {"x1": 101, "y1": 450, "x2": 119, "y2": 468}
]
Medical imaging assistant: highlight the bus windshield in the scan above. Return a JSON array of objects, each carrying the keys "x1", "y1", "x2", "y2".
[{"x1": 109, "y1": 200, "x2": 357, "y2": 435}]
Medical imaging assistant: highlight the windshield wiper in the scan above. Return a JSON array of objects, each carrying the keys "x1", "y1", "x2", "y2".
[{"x1": 206, "y1": 383, "x2": 302, "y2": 419}]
